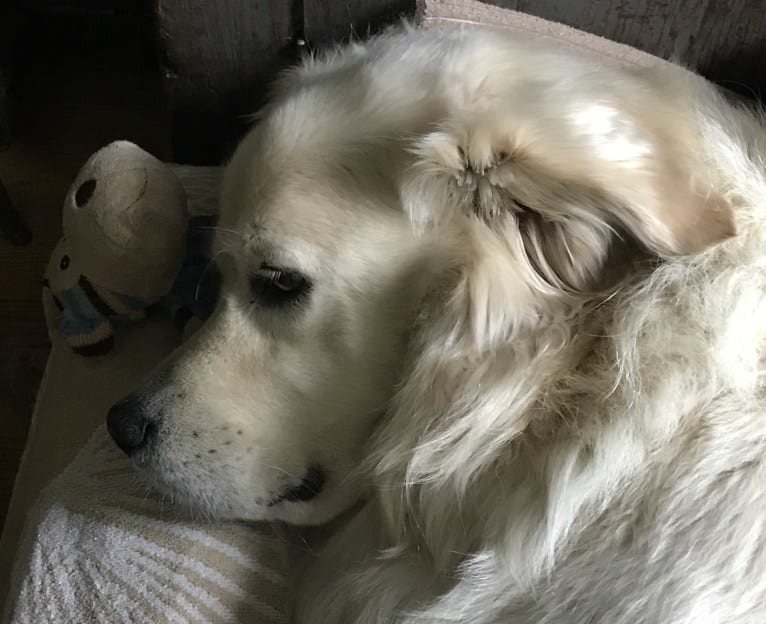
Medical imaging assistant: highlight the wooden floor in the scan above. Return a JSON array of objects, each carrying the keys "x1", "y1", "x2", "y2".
[{"x1": 0, "y1": 20, "x2": 171, "y2": 529}]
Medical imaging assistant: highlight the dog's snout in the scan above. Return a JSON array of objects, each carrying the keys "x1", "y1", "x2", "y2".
[{"x1": 107, "y1": 394, "x2": 158, "y2": 456}]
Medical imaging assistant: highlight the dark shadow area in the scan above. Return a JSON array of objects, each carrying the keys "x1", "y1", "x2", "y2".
[
  {"x1": 0, "y1": 0, "x2": 170, "y2": 531},
  {"x1": 702, "y1": 38, "x2": 766, "y2": 104}
]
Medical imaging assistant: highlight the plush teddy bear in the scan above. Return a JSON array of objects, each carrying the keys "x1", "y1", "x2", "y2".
[{"x1": 42, "y1": 141, "x2": 219, "y2": 355}]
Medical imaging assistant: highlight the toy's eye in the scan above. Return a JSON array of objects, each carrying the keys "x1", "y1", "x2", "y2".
[
  {"x1": 249, "y1": 265, "x2": 311, "y2": 308},
  {"x1": 60, "y1": 255, "x2": 70, "y2": 270},
  {"x1": 75, "y1": 179, "x2": 96, "y2": 207}
]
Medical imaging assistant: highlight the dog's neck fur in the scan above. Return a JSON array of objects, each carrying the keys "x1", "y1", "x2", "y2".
[{"x1": 370, "y1": 221, "x2": 762, "y2": 589}]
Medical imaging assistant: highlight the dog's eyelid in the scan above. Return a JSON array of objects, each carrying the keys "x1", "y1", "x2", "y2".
[
  {"x1": 258, "y1": 262, "x2": 296, "y2": 276},
  {"x1": 249, "y1": 265, "x2": 312, "y2": 308}
]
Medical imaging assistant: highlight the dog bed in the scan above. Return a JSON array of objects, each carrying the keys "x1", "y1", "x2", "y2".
[{"x1": 0, "y1": 1, "x2": 679, "y2": 621}]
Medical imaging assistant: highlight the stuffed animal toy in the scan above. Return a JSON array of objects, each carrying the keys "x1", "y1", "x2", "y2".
[{"x1": 42, "y1": 141, "x2": 219, "y2": 355}]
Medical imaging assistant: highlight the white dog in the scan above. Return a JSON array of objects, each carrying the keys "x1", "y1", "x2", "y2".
[{"x1": 107, "y1": 26, "x2": 766, "y2": 623}]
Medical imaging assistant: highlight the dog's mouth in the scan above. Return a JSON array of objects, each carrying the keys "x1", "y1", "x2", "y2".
[
  {"x1": 140, "y1": 452, "x2": 327, "y2": 510},
  {"x1": 268, "y1": 464, "x2": 326, "y2": 506}
]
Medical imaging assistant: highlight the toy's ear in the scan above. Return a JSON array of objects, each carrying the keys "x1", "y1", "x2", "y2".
[{"x1": 73, "y1": 178, "x2": 97, "y2": 209}]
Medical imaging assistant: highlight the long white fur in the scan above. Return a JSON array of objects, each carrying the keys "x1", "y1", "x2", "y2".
[{"x1": 128, "y1": 27, "x2": 766, "y2": 623}]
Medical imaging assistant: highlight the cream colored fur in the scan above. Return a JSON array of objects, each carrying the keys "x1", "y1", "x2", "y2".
[{"x1": 124, "y1": 27, "x2": 766, "y2": 623}]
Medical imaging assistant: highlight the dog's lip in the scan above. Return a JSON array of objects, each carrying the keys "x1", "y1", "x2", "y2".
[{"x1": 268, "y1": 465, "x2": 326, "y2": 506}]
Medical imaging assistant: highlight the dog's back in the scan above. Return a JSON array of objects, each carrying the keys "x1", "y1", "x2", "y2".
[
  {"x1": 518, "y1": 98, "x2": 766, "y2": 622},
  {"x1": 418, "y1": 90, "x2": 766, "y2": 623},
  {"x1": 514, "y1": 190, "x2": 766, "y2": 622}
]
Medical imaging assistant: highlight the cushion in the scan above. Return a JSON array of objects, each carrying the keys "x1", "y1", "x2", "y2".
[{"x1": 416, "y1": 0, "x2": 676, "y2": 70}]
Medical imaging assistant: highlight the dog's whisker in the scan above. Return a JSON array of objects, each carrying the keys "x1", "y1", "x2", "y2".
[{"x1": 196, "y1": 225, "x2": 247, "y2": 240}]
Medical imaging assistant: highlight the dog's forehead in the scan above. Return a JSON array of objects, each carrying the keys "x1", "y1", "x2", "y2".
[
  {"x1": 219, "y1": 186, "x2": 336, "y2": 271},
  {"x1": 218, "y1": 138, "x2": 408, "y2": 275}
]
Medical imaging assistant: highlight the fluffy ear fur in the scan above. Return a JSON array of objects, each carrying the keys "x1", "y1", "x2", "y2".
[
  {"x1": 378, "y1": 76, "x2": 737, "y2": 555},
  {"x1": 403, "y1": 83, "x2": 735, "y2": 300}
]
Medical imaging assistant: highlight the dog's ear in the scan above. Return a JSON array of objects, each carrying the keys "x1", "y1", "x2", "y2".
[
  {"x1": 402, "y1": 96, "x2": 735, "y2": 295},
  {"x1": 376, "y1": 80, "x2": 737, "y2": 547}
]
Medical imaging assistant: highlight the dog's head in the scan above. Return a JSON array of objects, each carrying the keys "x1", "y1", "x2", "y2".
[{"x1": 107, "y1": 30, "x2": 734, "y2": 525}]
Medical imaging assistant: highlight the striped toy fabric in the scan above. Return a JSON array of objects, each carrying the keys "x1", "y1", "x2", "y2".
[
  {"x1": 52, "y1": 275, "x2": 151, "y2": 355},
  {"x1": 5, "y1": 426, "x2": 288, "y2": 624},
  {"x1": 42, "y1": 215, "x2": 220, "y2": 357}
]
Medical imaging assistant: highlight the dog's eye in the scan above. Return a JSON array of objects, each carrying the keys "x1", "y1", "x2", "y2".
[{"x1": 249, "y1": 265, "x2": 311, "y2": 307}]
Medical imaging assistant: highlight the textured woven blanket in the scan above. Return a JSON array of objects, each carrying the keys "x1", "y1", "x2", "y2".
[{"x1": 6, "y1": 428, "x2": 287, "y2": 624}]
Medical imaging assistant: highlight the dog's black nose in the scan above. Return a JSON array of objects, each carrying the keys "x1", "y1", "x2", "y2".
[{"x1": 107, "y1": 395, "x2": 156, "y2": 456}]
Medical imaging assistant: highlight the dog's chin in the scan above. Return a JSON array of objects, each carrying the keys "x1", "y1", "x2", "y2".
[{"x1": 136, "y1": 457, "x2": 364, "y2": 526}]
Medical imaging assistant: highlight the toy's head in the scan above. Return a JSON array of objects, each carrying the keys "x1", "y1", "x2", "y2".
[{"x1": 63, "y1": 141, "x2": 188, "y2": 298}]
